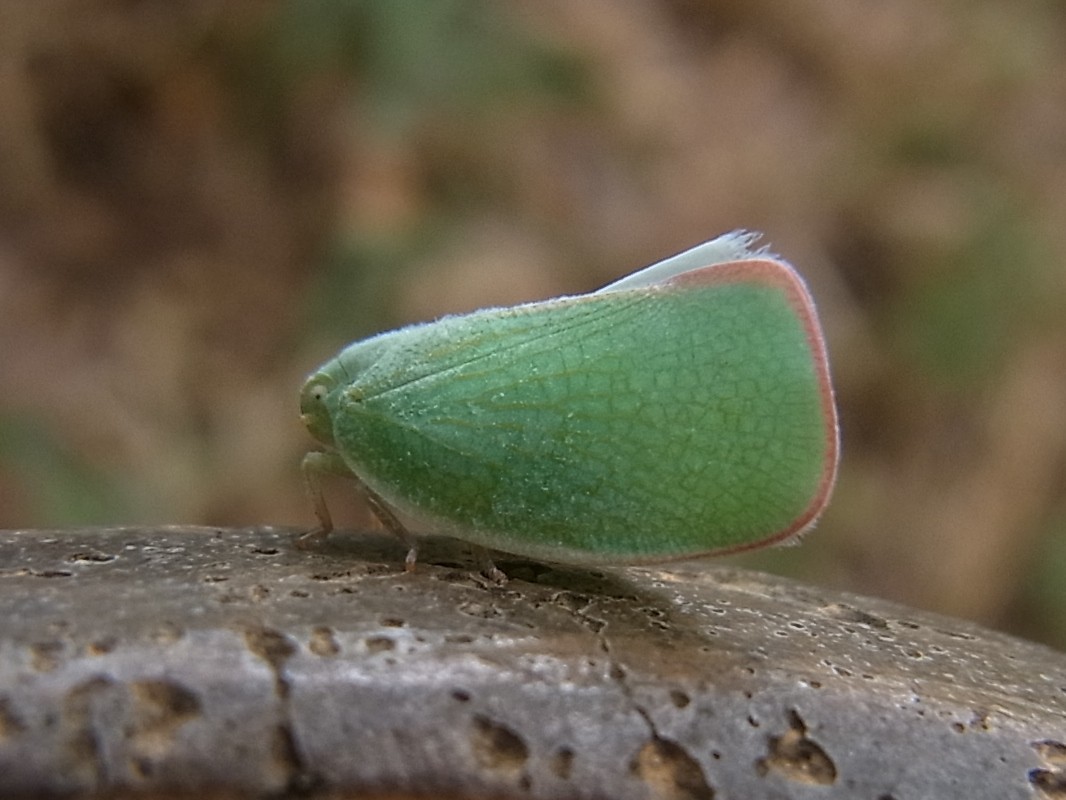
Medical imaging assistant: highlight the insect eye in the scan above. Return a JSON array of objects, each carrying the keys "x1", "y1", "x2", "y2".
[{"x1": 311, "y1": 384, "x2": 328, "y2": 402}]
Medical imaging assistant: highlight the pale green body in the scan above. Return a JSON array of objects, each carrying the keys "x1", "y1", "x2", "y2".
[{"x1": 301, "y1": 234, "x2": 837, "y2": 565}]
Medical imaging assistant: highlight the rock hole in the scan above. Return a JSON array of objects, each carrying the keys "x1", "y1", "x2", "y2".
[
  {"x1": 551, "y1": 747, "x2": 574, "y2": 779},
  {"x1": 245, "y1": 627, "x2": 296, "y2": 666},
  {"x1": 31, "y1": 569, "x2": 73, "y2": 578},
  {"x1": 446, "y1": 634, "x2": 475, "y2": 644},
  {"x1": 381, "y1": 617, "x2": 405, "y2": 627},
  {"x1": 670, "y1": 690, "x2": 691, "y2": 709},
  {"x1": 470, "y1": 715, "x2": 529, "y2": 774},
  {"x1": 0, "y1": 697, "x2": 25, "y2": 739},
  {"x1": 458, "y1": 601, "x2": 500, "y2": 619},
  {"x1": 630, "y1": 736, "x2": 714, "y2": 800},
  {"x1": 451, "y1": 689, "x2": 471, "y2": 703},
  {"x1": 290, "y1": 589, "x2": 310, "y2": 598},
  {"x1": 244, "y1": 627, "x2": 296, "y2": 698},
  {"x1": 62, "y1": 677, "x2": 114, "y2": 784},
  {"x1": 68, "y1": 552, "x2": 115, "y2": 563},
  {"x1": 824, "y1": 603, "x2": 888, "y2": 629},
  {"x1": 550, "y1": 591, "x2": 591, "y2": 611},
  {"x1": 130, "y1": 680, "x2": 201, "y2": 752},
  {"x1": 86, "y1": 638, "x2": 117, "y2": 656},
  {"x1": 755, "y1": 709, "x2": 837, "y2": 785},
  {"x1": 252, "y1": 547, "x2": 279, "y2": 555},
  {"x1": 584, "y1": 617, "x2": 607, "y2": 634},
  {"x1": 309, "y1": 627, "x2": 340, "y2": 656},
  {"x1": 364, "y1": 636, "x2": 395, "y2": 653},
  {"x1": 1029, "y1": 768, "x2": 1066, "y2": 797},
  {"x1": 30, "y1": 640, "x2": 64, "y2": 672}
]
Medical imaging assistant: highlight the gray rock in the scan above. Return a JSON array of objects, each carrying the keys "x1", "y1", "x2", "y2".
[{"x1": 0, "y1": 526, "x2": 1063, "y2": 798}]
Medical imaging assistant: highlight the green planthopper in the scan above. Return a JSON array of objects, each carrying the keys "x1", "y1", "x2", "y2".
[{"x1": 300, "y1": 232, "x2": 838, "y2": 571}]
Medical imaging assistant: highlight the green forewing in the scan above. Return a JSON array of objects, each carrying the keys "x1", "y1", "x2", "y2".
[{"x1": 323, "y1": 270, "x2": 831, "y2": 563}]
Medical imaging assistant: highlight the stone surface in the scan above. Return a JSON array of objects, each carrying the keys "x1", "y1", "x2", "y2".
[{"x1": 0, "y1": 526, "x2": 1064, "y2": 799}]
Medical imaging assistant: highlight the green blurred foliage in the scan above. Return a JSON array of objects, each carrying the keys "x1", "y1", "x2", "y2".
[
  {"x1": 895, "y1": 209, "x2": 1050, "y2": 385},
  {"x1": 252, "y1": 0, "x2": 589, "y2": 342},
  {"x1": 0, "y1": 417, "x2": 130, "y2": 526},
  {"x1": 265, "y1": 0, "x2": 584, "y2": 120},
  {"x1": 0, "y1": 0, "x2": 1064, "y2": 649}
]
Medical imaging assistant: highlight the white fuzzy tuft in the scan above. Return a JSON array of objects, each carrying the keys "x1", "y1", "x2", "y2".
[{"x1": 597, "y1": 230, "x2": 775, "y2": 293}]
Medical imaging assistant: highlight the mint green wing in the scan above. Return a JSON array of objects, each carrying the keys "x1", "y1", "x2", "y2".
[{"x1": 325, "y1": 260, "x2": 836, "y2": 564}]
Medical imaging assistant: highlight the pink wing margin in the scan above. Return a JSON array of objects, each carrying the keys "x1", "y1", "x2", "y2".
[{"x1": 662, "y1": 257, "x2": 840, "y2": 556}]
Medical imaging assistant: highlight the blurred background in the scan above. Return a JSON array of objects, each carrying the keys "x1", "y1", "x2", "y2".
[{"x1": 1, "y1": 1, "x2": 1064, "y2": 648}]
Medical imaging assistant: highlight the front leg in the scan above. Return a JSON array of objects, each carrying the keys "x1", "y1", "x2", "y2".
[
  {"x1": 299, "y1": 451, "x2": 419, "y2": 570},
  {"x1": 299, "y1": 451, "x2": 351, "y2": 548}
]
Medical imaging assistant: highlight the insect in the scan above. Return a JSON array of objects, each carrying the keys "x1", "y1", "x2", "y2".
[{"x1": 300, "y1": 231, "x2": 838, "y2": 571}]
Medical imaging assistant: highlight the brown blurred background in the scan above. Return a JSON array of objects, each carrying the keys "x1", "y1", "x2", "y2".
[{"x1": 1, "y1": 1, "x2": 1064, "y2": 648}]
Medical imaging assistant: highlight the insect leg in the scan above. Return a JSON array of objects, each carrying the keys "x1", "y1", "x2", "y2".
[
  {"x1": 300, "y1": 450, "x2": 418, "y2": 570},
  {"x1": 472, "y1": 546, "x2": 509, "y2": 585},
  {"x1": 360, "y1": 487, "x2": 419, "y2": 572},
  {"x1": 298, "y1": 450, "x2": 352, "y2": 548}
]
